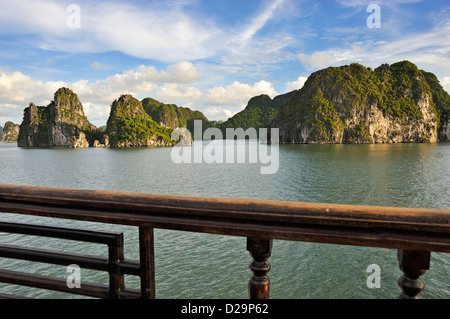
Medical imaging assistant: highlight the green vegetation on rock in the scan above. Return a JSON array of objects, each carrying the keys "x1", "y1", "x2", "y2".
[
  {"x1": 215, "y1": 91, "x2": 296, "y2": 137},
  {"x1": 142, "y1": 97, "x2": 211, "y2": 138},
  {"x1": 106, "y1": 95, "x2": 175, "y2": 147},
  {"x1": 421, "y1": 70, "x2": 450, "y2": 126},
  {"x1": 374, "y1": 61, "x2": 430, "y2": 119},
  {"x1": 310, "y1": 88, "x2": 345, "y2": 142},
  {"x1": 18, "y1": 88, "x2": 98, "y2": 148},
  {"x1": 271, "y1": 61, "x2": 443, "y2": 144}
]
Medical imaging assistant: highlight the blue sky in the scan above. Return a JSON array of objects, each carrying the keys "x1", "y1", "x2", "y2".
[{"x1": 0, "y1": 0, "x2": 449, "y2": 127}]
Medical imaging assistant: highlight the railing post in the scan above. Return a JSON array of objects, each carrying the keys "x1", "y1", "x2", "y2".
[
  {"x1": 139, "y1": 226, "x2": 156, "y2": 299},
  {"x1": 108, "y1": 233, "x2": 125, "y2": 298},
  {"x1": 247, "y1": 237, "x2": 273, "y2": 299},
  {"x1": 397, "y1": 250, "x2": 430, "y2": 299}
]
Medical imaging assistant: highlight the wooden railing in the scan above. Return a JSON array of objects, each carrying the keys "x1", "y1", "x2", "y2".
[{"x1": 0, "y1": 184, "x2": 449, "y2": 299}]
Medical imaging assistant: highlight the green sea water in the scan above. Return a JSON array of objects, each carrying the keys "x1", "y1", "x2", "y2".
[{"x1": 0, "y1": 141, "x2": 448, "y2": 298}]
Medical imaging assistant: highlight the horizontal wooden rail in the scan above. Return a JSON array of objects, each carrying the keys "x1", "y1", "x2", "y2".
[
  {"x1": 0, "y1": 183, "x2": 449, "y2": 299},
  {"x1": 0, "y1": 184, "x2": 449, "y2": 252},
  {"x1": 0, "y1": 220, "x2": 146, "y2": 299}
]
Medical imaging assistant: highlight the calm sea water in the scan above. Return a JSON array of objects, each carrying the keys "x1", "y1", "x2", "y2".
[{"x1": 0, "y1": 141, "x2": 449, "y2": 299}]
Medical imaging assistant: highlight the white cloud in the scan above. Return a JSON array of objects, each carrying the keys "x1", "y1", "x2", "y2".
[
  {"x1": 154, "y1": 83, "x2": 202, "y2": 104},
  {"x1": 0, "y1": 0, "x2": 295, "y2": 66},
  {"x1": 145, "y1": 61, "x2": 201, "y2": 84},
  {"x1": 82, "y1": 102, "x2": 110, "y2": 126},
  {"x1": 0, "y1": 68, "x2": 66, "y2": 106},
  {"x1": 295, "y1": 18, "x2": 450, "y2": 81},
  {"x1": 327, "y1": 22, "x2": 450, "y2": 78},
  {"x1": 77, "y1": 62, "x2": 200, "y2": 103},
  {"x1": 238, "y1": 0, "x2": 285, "y2": 43},
  {"x1": 199, "y1": 80, "x2": 279, "y2": 121},
  {"x1": 286, "y1": 76, "x2": 307, "y2": 92},
  {"x1": 0, "y1": 68, "x2": 70, "y2": 125},
  {"x1": 297, "y1": 51, "x2": 337, "y2": 71},
  {"x1": 0, "y1": 0, "x2": 67, "y2": 36},
  {"x1": 89, "y1": 62, "x2": 105, "y2": 70},
  {"x1": 203, "y1": 107, "x2": 235, "y2": 122},
  {"x1": 223, "y1": 0, "x2": 293, "y2": 69},
  {"x1": 0, "y1": 0, "x2": 225, "y2": 63},
  {"x1": 100, "y1": 69, "x2": 159, "y2": 96},
  {"x1": 205, "y1": 80, "x2": 278, "y2": 107},
  {"x1": 0, "y1": 0, "x2": 295, "y2": 103},
  {"x1": 442, "y1": 77, "x2": 450, "y2": 95}
]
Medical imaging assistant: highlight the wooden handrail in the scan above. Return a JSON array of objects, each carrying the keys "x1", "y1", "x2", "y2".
[
  {"x1": 0, "y1": 183, "x2": 449, "y2": 299},
  {"x1": 0, "y1": 184, "x2": 448, "y2": 252}
]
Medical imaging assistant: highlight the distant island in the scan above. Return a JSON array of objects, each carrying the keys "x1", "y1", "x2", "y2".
[
  {"x1": 0, "y1": 121, "x2": 20, "y2": 143},
  {"x1": 11, "y1": 60, "x2": 450, "y2": 148}
]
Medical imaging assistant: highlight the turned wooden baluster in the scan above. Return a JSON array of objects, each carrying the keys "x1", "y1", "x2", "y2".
[
  {"x1": 397, "y1": 250, "x2": 430, "y2": 299},
  {"x1": 247, "y1": 237, "x2": 273, "y2": 299}
]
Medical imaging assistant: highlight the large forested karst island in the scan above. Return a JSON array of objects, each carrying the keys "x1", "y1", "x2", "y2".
[
  {"x1": 18, "y1": 88, "x2": 98, "y2": 148},
  {"x1": 13, "y1": 61, "x2": 450, "y2": 149},
  {"x1": 270, "y1": 61, "x2": 450, "y2": 144}
]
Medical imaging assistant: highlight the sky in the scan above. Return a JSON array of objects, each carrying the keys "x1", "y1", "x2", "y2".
[{"x1": 0, "y1": 0, "x2": 449, "y2": 127}]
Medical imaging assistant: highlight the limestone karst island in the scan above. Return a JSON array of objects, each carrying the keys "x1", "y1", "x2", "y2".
[{"x1": 4, "y1": 61, "x2": 449, "y2": 148}]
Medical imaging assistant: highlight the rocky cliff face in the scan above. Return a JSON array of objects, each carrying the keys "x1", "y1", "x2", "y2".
[
  {"x1": 18, "y1": 88, "x2": 98, "y2": 148},
  {"x1": 440, "y1": 117, "x2": 450, "y2": 141},
  {"x1": 421, "y1": 71, "x2": 450, "y2": 142},
  {"x1": 106, "y1": 94, "x2": 175, "y2": 147},
  {"x1": 1, "y1": 121, "x2": 20, "y2": 143},
  {"x1": 270, "y1": 61, "x2": 440, "y2": 144}
]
